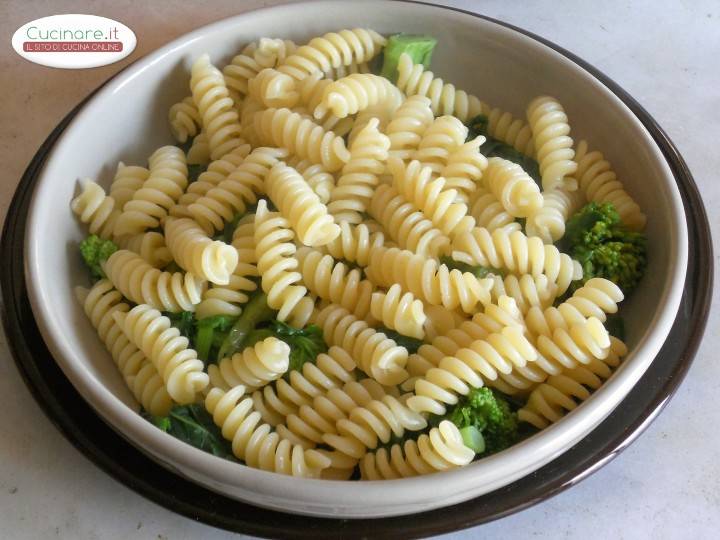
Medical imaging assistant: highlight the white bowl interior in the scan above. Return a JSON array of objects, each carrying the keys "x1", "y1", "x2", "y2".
[{"x1": 24, "y1": 0, "x2": 687, "y2": 518}]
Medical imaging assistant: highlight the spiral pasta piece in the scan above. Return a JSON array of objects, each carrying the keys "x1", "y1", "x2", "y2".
[
  {"x1": 440, "y1": 136, "x2": 488, "y2": 203},
  {"x1": 407, "y1": 326, "x2": 537, "y2": 415},
  {"x1": 171, "y1": 144, "x2": 251, "y2": 217},
  {"x1": 109, "y1": 162, "x2": 149, "y2": 210},
  {"x1": 286, "y1": 156, "x2": 334, "y2": 204},
  {"x1": 296, "y1": 247, "x2": 375, "y2": 319},
  {"x1": 191, "y1": 54, "x2": 246, "y2": 160},
  {"x1": 451, "y1": 227, "x2": 582, "y2": 295},
  {"x1": 316, "y1": 304, "x2": 409, "y2": 386},
  {"x1": 116, "y1": 231, "x2": 173, "y2": 268},
  {"x1": 369, "y1": 184, "x2": 450, "y2": 257},
  {"x1": 114, "y1": 146, "x2": 188, "y2": 236},
  {"x1": 187, "y1": 131, "x2": 210, "y2": 165},
  {"x1": 327, "y1": 117, "x2": 390, "y2": 224},
  {"x1": 518, "y1": 338, "x2": 627, "y2": 429},
  {"x1": 71, "y1": 179, "x2": 118, "y2": 239},
  {"x1": 276, "y1": 28, "x2": 386, "y2": 81},
  {"x1": 323, "y1": 394, "x2": 427, "y2": 459},
  {"x1": 321, "y1": 222, "x2": 385, "y2": 267},
  {"x1": 367, "y1": 247, "x2": 492, "y2": 314},
  {"x1": 413, "y1": 115, "x2": 468, "y2": 174},
  {"x1": 489, "y1": 274, "x2": 558, "y2": 315},
  {"x1": 370, "y1": 284, "x2": 426, "y2": 340},
  {"x1": 209, "y1": 337, "x2": 290, "y2": 392},
  {"x1": 114, "y1": 304, "x2": 208, "y2": 404},
  {"x1": 164, "y1": 217, "x2": 238, "y2": 285},
  {"x1": 254, "y1": 200, "x2": 314, "y2": 327},
  {"x1": 168, "y1": 96, "x2": 201, "y2": 143},
  {"x1": 254, "y1": 108, "x2": 350, "y2": 171},
  {"x1": 482, "y1": 157, "x2": 543, "y2": 218},
  {"x1": 525, "y1": 278, "x2": 624, "y2": 340},
  {"x1": 103, "y1": 249, "x2": 206, "y2": 312},
  {"x1": 468, "y1": 184, "x2": 521, "y2": 233},
  {"x1": 205, "y1": 386, "x2": 330, "y2": 477},
  {"x1": 485, "y1": 106, "x2": 535, "y2": 156},
  {"x1": 251, "y1": 346, "x2": 357, "y2": 427},
  {"x1": 266, "y1": 162, "x2": 340, "y2": 247},
  {"x1": 408, "y1": 295, "x2": 524, "y2": 377},
  {"x1": 314, "y1": 73, "x2": 400, "y2": 119},
  {"x1": 76, "y1": 281, "x2": 173, "y2": 416},
  {"x1": 323, "y1": 60, "x2": 371, "y2": 80},
  {"x1": 422, "y1": 304, "x2": 467, "y2": 342},
  {"x1": 396, "y1": 53, "x2": 489, "y2": 122},
  {"x1": 296, "y1": 72, "x2": 353, "y2": 136},
  {"x1": 189, "y1": 146, "x2": 286, "y2": 234},
  {"x1": 249, "y1": 67, "x2": 300, "y2": 108},
  {"x1": 389, "y1": 157, "x2": 475, "y2": 237},
  {"x1": 526, "y1": 96, "x2": 578, "y2": 192},
  {"x1": 525, "y1": 186, "x2": 585, "y2": 243},
  {"x1": 574, "y1": 140, "x2": 646, "y2": 230},
  {"x1": 359, "y1": 420, "x2": 475, "y2": 480},
  {"x1": 223, "y1": 38, "x2": 294, "y2": 101},
  {"x1": 386, "y1": 95, "x2": 435, "y2": 161}
]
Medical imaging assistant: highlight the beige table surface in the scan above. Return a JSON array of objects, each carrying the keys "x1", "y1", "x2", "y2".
[{"x1": 1, "y1": 1, "x2": 718, "y2": 538}]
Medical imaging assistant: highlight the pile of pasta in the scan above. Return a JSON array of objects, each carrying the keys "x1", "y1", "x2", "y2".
[{"x1": 71, "y1": 29, "x2": 646, "y2": 481}]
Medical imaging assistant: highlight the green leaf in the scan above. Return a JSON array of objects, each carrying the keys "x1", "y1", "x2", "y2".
[
  {"x1": 378, "y1": 327, "x2": 424, "y2": 354},
  {"x1": 440, "y1": 255, "x2": 497, "y2": 278},
  {"x1": 187, "y1": 163, "x2": 207, "y2": 183},
  {"x1": 268, "y1": 320, "x2": 327, "y2": 373},
  {"x1": 217, "y1": 291, "x2": 276, "y2": 361},
  {"x1": 196, "y1": 315, "x2": 239, "y2": 363},
  {"x1": 165, "y1": 311, "x2": 195, "y2": 340},
  {"x1": 150, "y1": 404, "x2": 235, "y2": 460}
]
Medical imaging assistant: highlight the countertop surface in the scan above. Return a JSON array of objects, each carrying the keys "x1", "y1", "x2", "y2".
[{"x1": 1, "y1": 1, "x2": 718, "y2": 538}]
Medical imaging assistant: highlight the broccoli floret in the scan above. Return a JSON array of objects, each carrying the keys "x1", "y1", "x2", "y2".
[
  {"x1": 380, "y1": 33, "x2": 437, "y2": 82},
  {"x1": 443, "y1": 387, "x2": 519, "y2": 455},
  {"x1": 79, "y1": 235, "x2": 118, "y2": 280},
  {"x1": 562, "y1": 202, "x2": 647, "y2": 295}
]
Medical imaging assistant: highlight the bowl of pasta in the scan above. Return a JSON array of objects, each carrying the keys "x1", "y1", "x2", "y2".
[{"x1": 23, "y1": 0, "x2": 688, "y2": 518}]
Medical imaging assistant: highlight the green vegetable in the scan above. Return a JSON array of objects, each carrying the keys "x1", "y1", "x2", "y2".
[
  {"x1": 379, "y1": 327, "x2": 424, "y2": 354},
  {"x1": 149, "y1": 405, "x2": 234, "y2": 460},
  {"x1": 466, "y1": 115, "x2": 541, "y2": 185},
  {"x1": 438, "y1": 387, "x2": 519, "y2": 455},
  {"x1": 605, "y1": 313, "x2": 625, "y2": 341},
  {"x1": 187, "y1": 163, "x2": 207, "y2": 183},
  {"x1": 196, "y1": 315, "x2": 239, "y2": 363},
  {"x1": 265, "y1": 320, "x2": 327, "y2": 373},
  {"x1": 440, "y1": 255, "x2": 497, "y2": 278},
  {"x1": 79, "y1": 235, "x2": 118, "y2": 280},
  {"x1": 217, "y1": 291, "x2": 276, "y2": 361},
  {"x1": 380, "y1": 33, "x2": 437, "y2": 82},
  {"x1": 560, "y1": 202, "x2": 647, "y2": 295},
  {"x1": 166, "y1": 311, "x2": 195, "y2": 339},
  {"x1": 459, "y1": 425, "x2": 485, "y2": 454}
]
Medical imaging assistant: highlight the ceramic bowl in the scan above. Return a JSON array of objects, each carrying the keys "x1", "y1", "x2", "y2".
[{"x1": 24, "y1": 0, "x2": 687, "y2": 518}]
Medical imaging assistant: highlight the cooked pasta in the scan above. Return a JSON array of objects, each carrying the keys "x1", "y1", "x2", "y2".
[
  {"x1": 114, "y1": 146, "x2": 188, "y2": 237},
  {"x1": 103, "y1": 249, "x2": 206, "y2": 312},
  {"x1": 396, "y1": 53, "x2": 488, "y2": 121},
  {"x1": 76, "y1": 281, "x2": 173, "y2": 416},
  {"x1": 366, "y1": 246, "x2": 492, "y2": 314},
  {"x1": 190, "y1": 54, "x2": 245, "y2": 160},
  {"x1": 205, "y1": 386, "x2": 331, "y2": 477},
  {"x1": 254, "y1": 199, "x2": 314, "y2": 327},
  {"x1": 316, "y1": 304, "x2": 409, "y2": 386},
  {"x1": 296, "y1": 247, "x2": 375, "y2": 319},
  {"x1": 266, "y1": 162, "x2": 340, "y2": 246},
  {"x1": 482, "y1": 157, "x2": 543, "y2": 218},
  {"x1": 451, "y1": 227, "x2": 582, "y2": 295},
  {"x1": 370, "y1": 284, "x2": 426, "y2": 340},
  {"x1": 388, "y1": 157, "x2": 475, "y2": 237},
  {"x1": 526, "y1": 96, "x2": 578, "y2": 192},
  {"x1": 253, "y1": 107, "x2": 350, "y2": 171},
  {"x1": 189, "y1": 146, "x2": 286, "y2": 234},
  {"x1": 369, "y1": 184, "x2": 450, "y2": 257},
  {"x1": 386, "y1": 95, "x2": 435, "y2": 161},
  {"x1": 327, "y1": 117, "x2": 390, "y2": 224},
  {"x1": 208, "y1": 337, "x2": 290, "y2": 391},
  {"x1": 164, "y1": 217, "x2": 238, "y2": 285},
  {"x1": 114, "y1": 304, "x2": 208, "y2": 404},
  {"x1": 69, "y1": 28, "x2": 649, "y2": 482},
  {"x1": 359, "y1": 421, "x2": 475, "y2": 480}
]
